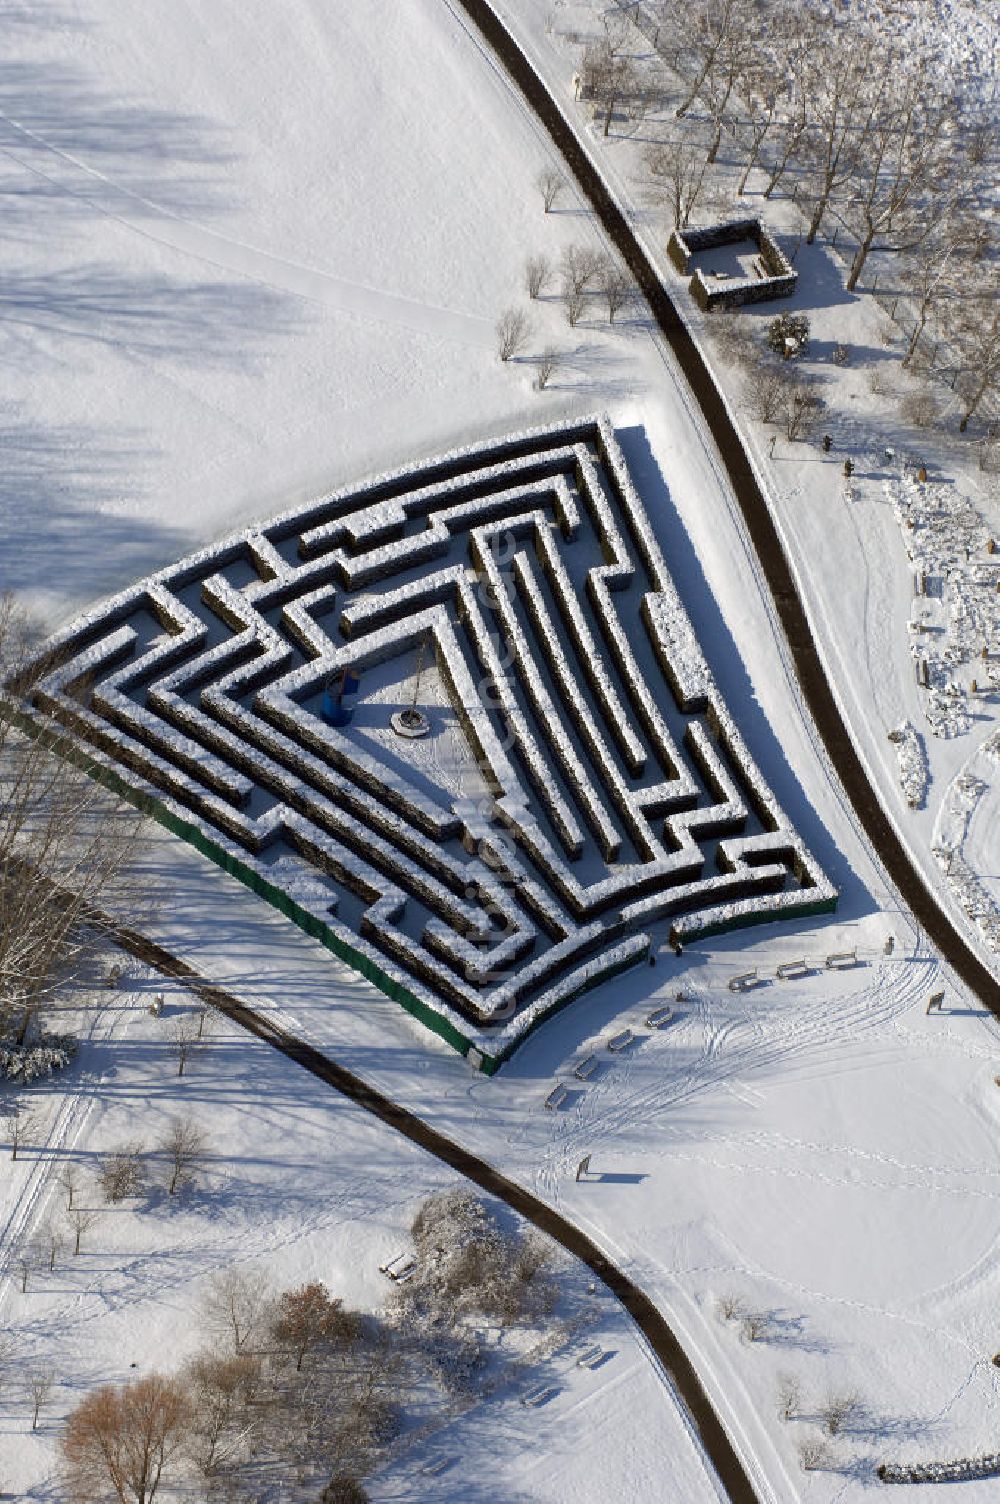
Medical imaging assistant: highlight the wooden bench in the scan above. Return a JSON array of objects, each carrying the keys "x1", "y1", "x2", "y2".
[
  {"x1": 728, "y1": 970, "x2": 758, "y2": 993},
  {"x1": 607, "y1": 1028, "x2": 634, "y2": 1053},
  {"x1": 521, "y1": 1384, "x2": 557, "y2": 1408},
  {"x1": 775, "y1": 959, "x2": 809, "y2": 980},
  {"x1": 645, "y1": 1004, "x2": 674, "y2": 1028},
  {"x1": 422, "y1": 1456, "x2": 452, "y2": 1476},
  {"x1": 577, "y1": 1344, "x2": 605, "y2": 1369},
  {"x1": 544, "y1": 1082, "x2": 569, "y2": 1111},
  {"x1": 574, "y1": 1054, "x2": 600, "y2": 1081},
  {"x1": 825, "y1": 949, "x2": 858, "y2": 970},
  {"x1": 379, "y1": 1253, "x2": 416, "y2": 1283}
]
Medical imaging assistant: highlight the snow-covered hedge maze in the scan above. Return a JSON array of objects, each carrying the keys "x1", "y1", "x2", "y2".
[{"x1": 6, "y1": 417, "x2": 835, "y2": 1071}]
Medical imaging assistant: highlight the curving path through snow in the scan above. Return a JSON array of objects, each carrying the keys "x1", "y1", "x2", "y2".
[{"x1": 98, "y1": 914, "x2": 760, "y2": 1504}]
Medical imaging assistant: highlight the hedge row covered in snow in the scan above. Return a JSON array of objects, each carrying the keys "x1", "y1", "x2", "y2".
[{"x1": 878, "y1": 1451, "x2": 1000, "y2": 1485}]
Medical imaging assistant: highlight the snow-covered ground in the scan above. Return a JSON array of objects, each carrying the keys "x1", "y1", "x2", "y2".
[
  {"x1": 2, "y1": 0, "x2": 999, "y2": 1501},
  {"x1": 1, "y1": 972, "x2": 724, "y2": 1504}
]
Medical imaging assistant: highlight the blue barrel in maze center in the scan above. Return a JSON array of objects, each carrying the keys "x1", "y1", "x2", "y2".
[{"x1": 321, "y1": 666, "x2": 360, "y2": 726}]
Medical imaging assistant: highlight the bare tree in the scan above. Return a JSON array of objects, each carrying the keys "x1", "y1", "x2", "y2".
[
  {"x1": 674, "y1": 0, "x2": 753, "y2": 120},
  {"x1": 741, "y1": 1311, "x2": 771, "y2": 1342},
  {"x1": 0, "y1": 594, "x2": 145, "y2": 1046},
  {"x1": 798, "y1": 1435, "x2": 835, "y2": 1471},
  {"x1": 580, "y1": 37, "x2": 639, "y2": 136},
  {"x1": 99, "y1": 1142, "x2": 145, "y2": 1203},
  {"x1": 182, "y1": 1351, "x2": 260, "y2": 1476},
  {"x1": 524, "y1": 254, "x2": 551, "y2": 300},
  {"x1": 716, "y1": 1292, "x2": 744, "y2": 1322},
  {"x1": 536, "y1": 167, "x2": 564, "y2": 213},
  {"x1": 270, "y1": 1281, "x2": 359, "y2": 1372},
  {"x1": 711, "y1": 306, "x2": 756, "y2": 369},
  {"x1": 559, "y1": 244, "x2": 604, "y2": 329},
  {"x1": 645, "y1": 137, "x2": 710, "y2": 230},
  {"x1": 17, "y1": 1249, "x2": 33, "y2": 1293},
  {"x1": 44, "y1": 1222, "x2": 62, "y2": 1272},
  {"x1": 62, "y1": 1373, "x2": 192, "y2": 1503},
  {"x1": 28, "y1": 1370, "x2": 53, "y2": 1431},
  {"x1": 776, "y1": 1372, "x2": 801, "y2": 1421},
  {"x1": 562, "y1": 283, "x2": 586, "y2": 328},
  {"x1": 170, "y1": 1013, "x2": 202, "y2": 1078},
  {"x1": 950, "y1": 273, "x2": 1000, "y2": 430},
  {"x1": 798, "y1": 25, "x2": 888, "y2": 245},
  {"x1": 735, "y1": 71, "x2": 780, "y2": 194},
  {"x1": 842, "y1": 69, "x2": 957, "y2": 292},
  {"x1": 68, "y1": 1205, "x2": 97, "y2": 1256},
  {"x1": 201, "y1": 1266, "x2": 273, "y2": 1354},
  {"x1": 698, "y1": 6, "x2": 761, "y2": 164},
  {"x1": 781, "y1": 374, "x2": 821, "y2": 441},
  {"x1": 58, "y1": 1158, "x2": 79, "y2": 1210},
  {"x1": 761, "y1": 52, "x2": 810, "y2": 200},
  {"x1": 900, "y1": 222, "x2": 970, "y2": 368},
  {"x1": 160, "y1": 1117, "x2": 208, "y2": 1196},
  {"x1": 559, "y1": 243, "x2": 605, "y2": 297},
  {"x1": 600, "y1": 262, "x2": 634, "y2": 323},
  {"x1": 534, "y1": 347, "x2": 560, "y2": 390},
  {"x1": 899, "y1": 385, "x2": 941, "y2": 430},
  {"x1": 820, "y1": 1388, "x2": 860, "y2": 1435},
  {"x1": 495, "y1": 307, "x2": 530, "y2": 363},
  {"x1": 744, "y1": 364, "x2": 788, "y2": 424},
  {"x1": 3, "y1": 1101, "x2": 39, "y2": 1161},
  {"x1": 320, "y1": 1477, "x2": 370, "y2": 1504}
]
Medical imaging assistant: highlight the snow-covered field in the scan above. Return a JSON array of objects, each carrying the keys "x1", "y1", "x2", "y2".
[
  {"x1": 2, "y1": 0, "x2": 999, "y2": 1501},
  {"x1": 2, "y1": 971, "x2": 725, "y2": 1504}
]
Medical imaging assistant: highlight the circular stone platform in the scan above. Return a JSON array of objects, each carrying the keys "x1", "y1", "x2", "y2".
[{"x1": 390, "y1": 708, "x2": 430, "y2": 739}]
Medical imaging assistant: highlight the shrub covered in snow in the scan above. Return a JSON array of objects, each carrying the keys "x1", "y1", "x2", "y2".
[
  {"x1": 399, "y1": 1189, "x2": 557, "y2": 1328},
  {"x1": 878, "y1": 1451, "x2": 1000, "y2": 1485},
  {"x1": 0, "y1": 1032, "x2": 77, "y2": 1082},
  {"x1": 98, "y1": 1142, "x2": 145, "y2": 1203},
  {"x1": 766, "y1": 311, "x2": 809, "y2": 359},
  {"x1": 887, "y1": 720, "x2": 929, "y2": 808}
]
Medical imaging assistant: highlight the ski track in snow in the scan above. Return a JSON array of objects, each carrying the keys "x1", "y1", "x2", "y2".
[
  {"x1": 0, "y1": 988, "x2": 132, "y2": 1316},
  {"x1": 0, "y1": 111, "x2": 495, "y2": 350}
]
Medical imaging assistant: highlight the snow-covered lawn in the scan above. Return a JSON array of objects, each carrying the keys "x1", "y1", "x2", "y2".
[
  {"x1": 2, "y1": 0, "x2": 999, "y2": 1501},
  {"x1": 1, "y1": 971, "x2": 727, "y2": 1504}
]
